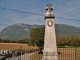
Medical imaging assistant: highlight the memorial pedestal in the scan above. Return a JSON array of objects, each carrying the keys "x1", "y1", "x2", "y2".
[{"x1": 42, "y1": 4, "x2": 58, "y2": 60}]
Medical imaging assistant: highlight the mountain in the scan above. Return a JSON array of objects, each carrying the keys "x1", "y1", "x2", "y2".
[
  {"x1": 0, "y1": 23, "x2": 43, "y2": 40},
  {"x1": 55, "y1": 24, "x2": 80, "y2": 38},
  {"x1": 0, "y1": 23, "x2": 80, "y2": 40}
]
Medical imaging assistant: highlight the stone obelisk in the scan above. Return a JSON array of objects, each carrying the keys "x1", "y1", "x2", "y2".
[{"x1": 42, "y1": 4, "x2": 58, "y2": 60}]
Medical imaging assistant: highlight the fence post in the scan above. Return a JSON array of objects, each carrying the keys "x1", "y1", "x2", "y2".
[{"x1": 75, "y1": 48, "x2": 76, "y2": 60}]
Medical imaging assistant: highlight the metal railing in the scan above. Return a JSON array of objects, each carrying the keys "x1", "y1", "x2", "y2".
[{"x1": 0, "y1": 48, "x2": 80, "y2": 60}]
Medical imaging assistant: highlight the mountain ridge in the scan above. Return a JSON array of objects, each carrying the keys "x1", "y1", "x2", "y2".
[{"x1": 0, "y1": 23, "x2": 80, "y2": 40}]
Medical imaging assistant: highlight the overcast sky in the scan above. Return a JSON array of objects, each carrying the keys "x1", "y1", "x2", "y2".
[{"x1": 0, "y1": 0, "x2": 80, "y2": 31}]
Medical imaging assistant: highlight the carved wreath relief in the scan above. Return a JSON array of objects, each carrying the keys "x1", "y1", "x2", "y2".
[{"x1": 47, "y1": 20, "x2": 53, "y2": 27}]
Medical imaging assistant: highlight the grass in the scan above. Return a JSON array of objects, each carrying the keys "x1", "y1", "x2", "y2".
[
  {"x1": 0, "y1": 43, "x2": 39, "y2": 53},
  {"x1": 30, "y1": 53, "x2": 42, "y2": 60},
  {"x1": 0, "y1": 43, "x2": 29, "y2": 50},
  {"x1": 58, "y1": 46, "x2": 80, "y2": 48}
]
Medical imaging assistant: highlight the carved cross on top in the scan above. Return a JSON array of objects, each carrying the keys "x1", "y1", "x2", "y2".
[{"x1": 46, "y1": 4, "x2": 53, "y2": 12}]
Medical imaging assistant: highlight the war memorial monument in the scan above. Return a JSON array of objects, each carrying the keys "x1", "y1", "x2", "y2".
[{"x1": 42, "y1": 4, "x2": 58, "y2": 60}]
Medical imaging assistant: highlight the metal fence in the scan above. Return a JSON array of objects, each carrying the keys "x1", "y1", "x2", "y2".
[
  {"x1": 0, "y1": 49, "x2": 38, "y2": 60},
  {"x1": 58, "y1": 48, "x2": 80, "y2": 60},
  {"x1": 0, "y1": 48, "x2": 80, "y2": 60},
  {"x1": 58, "y1": 48, "x2": 76, "y2": 60}
]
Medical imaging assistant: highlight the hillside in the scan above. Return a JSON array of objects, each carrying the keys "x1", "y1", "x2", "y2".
[
  {"x1": 0, "y1": 23, "x2": 80, "y2": 40},
  {"x1": 55, "y1": 24, "x2": 80, "y2": 38},
  {"x1": 0, "y1": 23, "x2": 43, "y2": 40}
]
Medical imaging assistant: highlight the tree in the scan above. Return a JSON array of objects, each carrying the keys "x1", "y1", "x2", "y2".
[
  {"x1": 65, "y1": 36, "x2": 73, "y2": 46},
  {"x1": 0, "y1": 38, "x2": 2, "y2": 42},
  {"x1": 57, "y1": 36, "x2": 66, "y2": 46},
  {"x1": 29, "y1": 27, "x2": 45, "y2": 48},
  {"x1": 57, "y1": 36, "x2": 80, "y2": 47},
  {"x1": 70, "y1": 36, "x2": 80, "y2": 47},
  {"x1": 15, "y1": 38, "x2": 29, "y2": 43}
]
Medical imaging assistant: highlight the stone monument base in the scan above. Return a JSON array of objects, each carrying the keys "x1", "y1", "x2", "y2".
[{"x1": 42, "y1": 52, "x2": 58, "y2": 60}]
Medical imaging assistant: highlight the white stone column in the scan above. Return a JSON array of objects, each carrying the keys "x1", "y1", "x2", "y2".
[{"x1": 42, "y1": 4, "x2": 58, "y2": 60}]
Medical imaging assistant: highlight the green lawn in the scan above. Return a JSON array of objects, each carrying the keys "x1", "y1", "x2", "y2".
[{"x1": 58, "y1": 46, "x2": 80, "y2": 48}]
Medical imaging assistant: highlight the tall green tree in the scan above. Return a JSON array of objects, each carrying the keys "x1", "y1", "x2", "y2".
[{"x1": 29, "y1": 27, "x2": 45, "y2": 48}]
